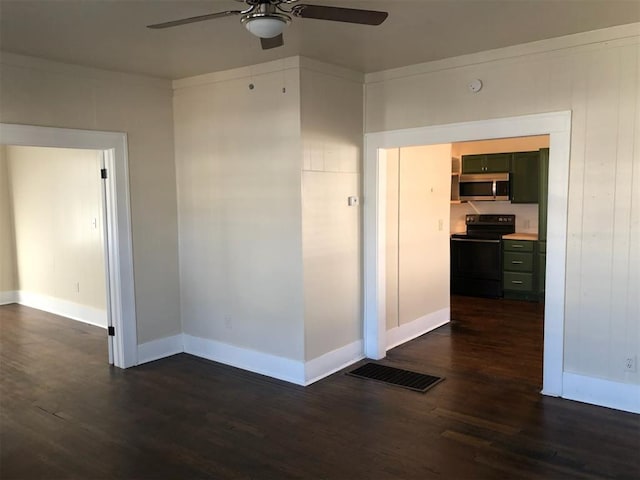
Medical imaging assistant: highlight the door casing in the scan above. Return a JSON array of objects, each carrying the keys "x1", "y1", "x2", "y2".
[
  {"x1": 363, "y1": 111, "x2": 572, "y2": 397},
  {"x1": 0, "y1": 123, "x2": 137, "y2": 368}
]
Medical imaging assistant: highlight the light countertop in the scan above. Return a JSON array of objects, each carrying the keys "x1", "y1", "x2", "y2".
[{"x1": 502, "y1": 233, "x2": 538, "y2": 241}]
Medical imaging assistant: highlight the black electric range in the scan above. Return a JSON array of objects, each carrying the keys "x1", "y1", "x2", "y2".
[{"x1": 451, "y1": 214, "x2": 515, "y2": 297}]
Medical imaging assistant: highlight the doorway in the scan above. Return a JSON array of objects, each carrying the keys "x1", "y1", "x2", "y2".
[
  {"x1": 0, "y1": 123, "x2": 137, "y2": 368},
  {"x1": 363, "y1": 111, "x2": 571, "y2": 396},
  {"x1": 1, "y1": 145, "x2": 109, "y2": 328}
]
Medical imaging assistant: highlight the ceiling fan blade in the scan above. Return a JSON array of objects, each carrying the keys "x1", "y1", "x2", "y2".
[
  {"x1": 147, "y1": 10, "x2": 242, "y2": 29},
  {"x1": 261, "y1": 34, "x2": 284, "y2": 50},
  {"x1": 291, "y1": 4, "x2": 388, "y2": 25}
]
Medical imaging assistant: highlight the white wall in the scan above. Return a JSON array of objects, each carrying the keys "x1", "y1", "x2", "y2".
[
  {"x1": 397, "y1": 145, "x2": 451, "y2": 326},
  {"x1": 385, "y1": 148, "x2": 400, "y2": 330},
  {"x1": 365, "y1": 24, "x2": 640, "y2": 386},
  {"x1": 0, "y1": 146, "x2": 17, "y2": 297},
  {"x1": 173, "y1": 57, "x2": 366, "y2": 381},
  {"x1": 4, "y1": 146, "x2": 106, "y2": 322},
  {"x1": 385, "y1": 145, "x2": 451, "y2": 335},
  {"x1": 300, "y1": 60, "x2": 364, "y2": 361},
  {"x1": 451, "y1": 136, "x2": 549, "y2": 158},
  {"x1": 450, "y1": 202, "x2": 539, "y2": 235},
  {"x1": 173, "y1": 58, "x2": 305, "y2": 362},
  {"x1": 0, "y1": 53, "x2": 181, "y2": 344}
]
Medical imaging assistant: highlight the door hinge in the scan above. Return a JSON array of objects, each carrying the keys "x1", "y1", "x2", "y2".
[
  {"x1": 107, "y1": 326, "x2": 115, "y2": 336},
  {"x1": 101, "y1": 168, "x2": 108, "y2": 179}
]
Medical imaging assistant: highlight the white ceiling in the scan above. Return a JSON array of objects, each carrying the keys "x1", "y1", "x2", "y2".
[{"x1": 1, "y1": 0, "x2": 639, "y2": 80}]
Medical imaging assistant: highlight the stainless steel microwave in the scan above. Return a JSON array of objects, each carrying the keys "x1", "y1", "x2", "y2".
[{"x1": 459, "y1": 173, "x2": 510, "y2": 201}]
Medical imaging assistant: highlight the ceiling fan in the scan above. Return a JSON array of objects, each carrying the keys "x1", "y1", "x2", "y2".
[{"x1": 147, "y1": 0, "x2": 388, "y2": 50}]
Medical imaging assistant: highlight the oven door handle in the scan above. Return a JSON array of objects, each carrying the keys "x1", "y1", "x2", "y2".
[{"x1": 451, "y1": 238, "x2": 501, "y2": 244}]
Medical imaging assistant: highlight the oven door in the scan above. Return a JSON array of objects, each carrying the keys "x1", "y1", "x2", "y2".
[{"x1": 451, "y1": 237, "x2": 503, "y2": 297}]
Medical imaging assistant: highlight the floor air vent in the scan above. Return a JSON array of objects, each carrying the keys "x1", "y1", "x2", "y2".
[{"x1": 347, "y1": 362, "x2": 443, "y2": 393}]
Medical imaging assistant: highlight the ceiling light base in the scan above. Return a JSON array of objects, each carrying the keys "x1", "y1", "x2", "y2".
[{"x1": 241, "y1": 12, "x2": 291, "y2": 38}]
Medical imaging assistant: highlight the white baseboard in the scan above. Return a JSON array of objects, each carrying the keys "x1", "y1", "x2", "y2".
[
  {"x1": 0, "y1": 290, "x2": 18, "y2": 305},
  {"x1": 183, "y1": 334, "x2": 306, "y2": 385},
  {"x1": 562, "y1": 372, "x2": 640, "y2": 414},
  {"x1": 386, "y1": 307, "x2": 450, "y2": 351},
  {"x1": 304, "y1": 339, "x2": 364, "y2": 385},
  {"x1": 144, "y1": 333, "x2": 364, "y2": 387},
  {"x1": 137, "y1": 334, "x2": 184, "y2": 365},
  {"x1": 17, "y1": 290, "x2": 107, "y2": 328}
]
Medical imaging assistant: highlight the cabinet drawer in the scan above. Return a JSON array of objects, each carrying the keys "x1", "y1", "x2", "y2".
[
  {"x1": 504, "y1": 252, "x2": 533, "y2": 272},
  {"x1": 503, "y1": 240, "x2": 534, "y2": 252},
  {"x1": 503, "y1": 272, "x2": 534, "y2": 292}
]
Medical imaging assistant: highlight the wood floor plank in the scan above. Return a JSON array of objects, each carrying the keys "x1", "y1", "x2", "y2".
[{"x1": 1, "y1": 298, "x2": 639, "y2": 479}]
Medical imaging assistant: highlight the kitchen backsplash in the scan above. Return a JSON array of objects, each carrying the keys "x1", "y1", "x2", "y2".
[{"x1": 450, "y1": 202, "x2": 539, "y2": 234}]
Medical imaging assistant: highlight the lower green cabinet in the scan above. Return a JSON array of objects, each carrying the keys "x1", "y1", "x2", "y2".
[
  {"x1": 504, "y1": 251, "x2": 533, "y2": 271},
  {"x1": 538, "y1": 241, "x2": 546, "y2": 299},
  {"x1": 504, "y1": 272, "x2": 534, "y2": 292},
  {"x1": 503, "y1": 239, "x2": 538, "y2": 301}
]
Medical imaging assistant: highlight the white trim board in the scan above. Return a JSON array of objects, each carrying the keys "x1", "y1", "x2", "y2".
[
  {"x1": 304, "y1": 340, "x2": 364, "y2": 385},
  {"x1": 364, "y1": 111, "x2": 571, "y2": 398},
  {"x1": 138, "y1": 334, "x2": 184, "y2": 365},
  {"x1": 365, "y1": 23, "x2": 640, "y2": 84},
  {"x1": 562, "y1": 373, "x2": 640, "y2": 414},
  {"x1": 138, "y1": 333, "x2": 364, "y2": 387},
  {"x1": 0, "y1": 290, "x2": 18, "y2": 305},
  {"x1": 0, "y1": 123, "x2": 138, "y2": 368},
  {"x1": 173, "y1": 56, "x2": 362, "y2": 90},
  {"x1": 184, "y1": 334, "x2": 306, "y2": 385},
  {"x1": 386, "y1": 308, "x2": 450, "y2": 351},
  {"x1": 16, "y1": 291, "x2": 107, "y2": 328}
]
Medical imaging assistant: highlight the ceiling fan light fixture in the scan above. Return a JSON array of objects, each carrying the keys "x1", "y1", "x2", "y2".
[{"x1": 241, "y1": 12, "x2": 291, "y2": 38}]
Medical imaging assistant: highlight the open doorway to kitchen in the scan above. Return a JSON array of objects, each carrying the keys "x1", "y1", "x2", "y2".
[
  {"x1": 381, "y1": 137, "x2": 549, "y2": 392},
  {"x1": 0, "y1": 123, "x2": 137, "y2": 368},
  {"x1": 363, "y1": 112, "x2": 571, "y2": 397}
]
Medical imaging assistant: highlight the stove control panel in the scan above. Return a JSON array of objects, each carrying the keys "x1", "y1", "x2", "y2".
[{"x1": 466, "y1": 214, "x2": 515, "y2": 226}]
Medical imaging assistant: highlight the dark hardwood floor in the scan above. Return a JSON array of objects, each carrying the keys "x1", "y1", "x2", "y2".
[{"x1": 1, "y1": 298, "x2": 639, "y2": 479}]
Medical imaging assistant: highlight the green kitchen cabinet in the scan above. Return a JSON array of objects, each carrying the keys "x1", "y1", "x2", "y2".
[
  {"x1": 504, "y1": 251, "x2": 534, "y2": 271},
  {"x1": 503, "y1": 239, "x2": 534, "y2": 253},
  {"x1": 538, "y1": 242, "x2": 546, "y2": 298},
  {"x1": 503, "y1": 239, "x2": 537, "y2": 301},
  {"x1": 461, "y1": 153, "x2": 511, "y2": 173},
  {"x1": 538, "y1": 148, "x2": 550, "y2": 241},
  {"x1": 510, "y1": 151, "x2": 539, "y2": 203}
]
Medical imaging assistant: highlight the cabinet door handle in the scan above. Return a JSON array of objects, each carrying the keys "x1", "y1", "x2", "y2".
[
  {"x1": 511, "y1": 260, "x2": 523, "y2": 264},
  {"x1": 511, "y1": 280, "x2": 523, "y2": 284}
]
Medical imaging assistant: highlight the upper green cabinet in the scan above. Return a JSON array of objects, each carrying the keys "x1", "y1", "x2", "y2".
[
  {"x1": 538, "y1": 148, "x2": 550, "y2": 241},
  {"x1": 461, "y1": 148, "x2": 546, "y2": 205},
  {"x1": 510, "y1": 151, "x2": 540, "y2": 204},
  {"x1": 461, "y1": 153, "x2": 511, "y2": 173}
]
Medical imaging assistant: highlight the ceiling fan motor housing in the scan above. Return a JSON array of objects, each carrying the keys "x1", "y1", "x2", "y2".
[{"x1": 241, "y1": 2, "x2": 292, "y2": 39}]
